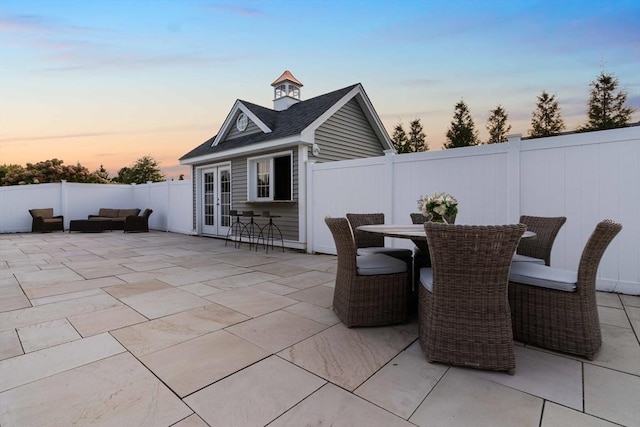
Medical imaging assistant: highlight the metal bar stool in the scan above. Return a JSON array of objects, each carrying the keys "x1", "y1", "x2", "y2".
[
  {"x1": 256, "y1": 211, "x2": 284, "y2": 253},
  {"x1": 239, "y1": 211, "x2": 261, "y2": 249},
  {"x1": 225, "y1": 210, "x2": 244, "y2": 248}
]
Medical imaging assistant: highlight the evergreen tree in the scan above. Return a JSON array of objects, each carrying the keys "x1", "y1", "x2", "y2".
[
  {"x1": 114, "y1": 155, "x2": 165, "y2": 184},
  {"x1": 529, "y1": 91, "x2": 565, "y2": 138},
  {"x1": 580, "y1": 71, "x2": 634, "y2": 131},
  {"x1": 485, "y1": 105, "x2": 511, "y2": 143},
  {"x1": 408, "y1": 118, "x2": 428, "y2": 152},
  {"x1": 95, "y1": 164, "x2": 110, "y2": 182},
  {"x1": 445, "y1": 100, "x2": 479, "y2": 148},
  {"x1": 391, "y1": 123, "x2": 410, "y2": 154}
]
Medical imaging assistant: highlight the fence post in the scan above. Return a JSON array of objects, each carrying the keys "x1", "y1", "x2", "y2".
[
  {"x1": 383, "y1": 150, "x2": 395, "y2": 223},
  {"x1": 61, "y1": 180, "x2": 68, "y2": 229},
  {"x1": 305, "y1": 159, "x2": 316, "y2": 253},
  {"x1": 165, "y1": 181, "x2": 171, "y2": 232},
  {"x1": 506, "y1": 134, "x2": 522, "y2": 223}
]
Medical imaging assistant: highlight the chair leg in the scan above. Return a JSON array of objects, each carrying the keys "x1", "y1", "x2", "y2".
[
  {"x1": 225, "y1": 216, "x2": 243, "y2": 247},
  {"x1": 256, "y1": 219, "x2": 284, "y2": 253}
]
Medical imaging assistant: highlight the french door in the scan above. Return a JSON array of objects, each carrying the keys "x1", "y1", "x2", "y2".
[{"x1": 200, "y1": 166, "x2": 231, "y2": 236}]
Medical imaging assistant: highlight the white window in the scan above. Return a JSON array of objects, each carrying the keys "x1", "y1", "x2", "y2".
[
  {"x1": 247, "y1": 151, "x2": 292, "y2": 201},
  {"x1": 236, "y1": 113, "x2": 248, "y2": 131},
  {"x1": 274, "y1": 84, "x2": 286, "y2": 99}
]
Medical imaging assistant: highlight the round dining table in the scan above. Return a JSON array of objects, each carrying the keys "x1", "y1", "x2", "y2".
[{"x1": 357, "y1": 224, "x2": 536, "y2": 240}]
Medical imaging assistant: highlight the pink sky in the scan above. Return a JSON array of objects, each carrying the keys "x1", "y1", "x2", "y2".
[{"x1": 1, "y1": 1, "x2": 638, "y2": 180}]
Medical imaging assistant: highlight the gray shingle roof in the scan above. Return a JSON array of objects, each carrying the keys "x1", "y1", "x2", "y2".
[{"x1": 180, "y1": 84, "x2": 358, "y2": 161}]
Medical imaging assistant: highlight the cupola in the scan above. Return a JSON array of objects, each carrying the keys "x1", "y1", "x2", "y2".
[{"x1": 271, "y1": 70, "x2": 303, "y2": 111}]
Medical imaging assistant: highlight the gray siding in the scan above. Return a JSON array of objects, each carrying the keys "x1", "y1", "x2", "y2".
[
  {"x1": 229, "y1": 149, "x2": 300, "y2": 242},
  {"x1": 314, "y1": 98, "x2": 386, "y2": 162},
  {"x1": 226, "y1": 111, "x2": 263, "y2": 140}
]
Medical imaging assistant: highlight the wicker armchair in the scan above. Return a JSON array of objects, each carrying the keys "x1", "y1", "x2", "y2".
[
  {"x1": 514, "y1": 215, "x2": 567, "y2": 265},
  {"x1": 410, "y1": 213, "x2": 431, "y2": 267},
  {"x1": 509, "y1": 219, "x2": 622, "y2": 359},
  {"x1": 124, "y1": 209, "x2": 153, "y2": 233},
  {"x1": 419, "y1": 222, "x2": 526, "y2": 374},
  {"x1": 325, "y1": 217, "x2": 409, "y2": 327},
  {"x1": 346, "y1": 213, "x2": 413, "y2": 261},
  {"x1": 29, "y1": 208, "x2": 64, "y2": 233}
]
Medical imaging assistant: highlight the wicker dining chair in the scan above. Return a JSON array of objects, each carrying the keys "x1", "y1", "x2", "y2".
[
  {"x1": 325, "y1": 217, "x2": 409, "y2": 327},
  {"x1": 346, "y1": 213, "x2": 414, "y2": 261},
  {"x1": 509, "y1": 219, "x2": 622, "y2": 360},
  {"x1": 410, "y1": 213, "x2": 433, "y2": 268},
  {"x1": 419, "y1": 222, "x2": 526, "y2": 374},
  {"x1": 514, "y1": 215, "x2": 566, "y2": 266}
]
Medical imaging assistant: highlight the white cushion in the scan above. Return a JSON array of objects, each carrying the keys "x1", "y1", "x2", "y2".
[
  {"x1": 419, "y1": 268, "x2": 434, "y2": 292},
  {"x1": 509, "y1": 262, "x2": 577, "y2": 292},
  {"x1": 357, "y1": 253, "x2": 407, "y2": 276},
  {"x1": 512, "y1": 253, "x2": 545, "y2": 264},
  {"x1": 357, "y1": 247, "x2": 413, "y2": 260}
]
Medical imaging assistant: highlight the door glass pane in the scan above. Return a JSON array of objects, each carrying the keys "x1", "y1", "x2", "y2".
[
  {"x1": 204, "y1": 172, "x2": 215, "y2": 226},
  {"x1": 220, "y1": 169, "x2": 231, "y2": 227}
]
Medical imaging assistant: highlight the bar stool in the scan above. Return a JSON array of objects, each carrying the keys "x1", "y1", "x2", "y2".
[
  {"x1": 239, "y1": 211, "x2": 261, "y2": 249},
  {"x1": 225, "y1": 210, "x2": 244, "y2": 248},
  {"x1": 257, "y1": 211, "x2": 284, "y2": 253}
]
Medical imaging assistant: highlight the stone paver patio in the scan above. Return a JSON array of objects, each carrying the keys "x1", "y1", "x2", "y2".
[{"x1": 0, "y1": 231, "x2": 638, "y2": 426}]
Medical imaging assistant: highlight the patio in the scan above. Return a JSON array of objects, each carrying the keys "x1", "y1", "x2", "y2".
[{"x1": 0, "y1": 231, "x2": 638, "y2": 426}]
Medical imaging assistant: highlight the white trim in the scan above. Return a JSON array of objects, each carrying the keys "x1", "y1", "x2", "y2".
[
  {"x1": 194, "y1": 162, "x2": 231, "y2": 235},
  {"x1": 211, "y1": 101, "x2": 272, "y2": 147},
  {"x1": 299, "y1": 145, "x2": 308, "y2": 245},
  {"x1": 181, "y1": 136, "x2": 307, "y2": 165},
  {"x1": 246, "y1": 150, "x2": 294, "y2": 202}
]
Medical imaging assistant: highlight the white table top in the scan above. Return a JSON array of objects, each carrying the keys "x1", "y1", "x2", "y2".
[{"x1": 357, "y1": 224, "x2": 536, "y2": 240}]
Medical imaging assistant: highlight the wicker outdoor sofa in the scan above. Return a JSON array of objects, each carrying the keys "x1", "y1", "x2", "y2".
[{"x1": 88, "y1": 208, "x2": 141, "y2": 230}]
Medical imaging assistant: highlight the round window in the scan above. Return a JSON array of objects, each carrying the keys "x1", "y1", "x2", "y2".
[{"x1": 236, "y1": 113, "x2": 248, "y2": 131}]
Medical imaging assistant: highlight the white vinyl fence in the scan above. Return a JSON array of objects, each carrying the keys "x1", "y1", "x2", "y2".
[
  {"x1": 1, "y1": 127, "x2": 638, "y2": 294},
  {"x1": 307, "y1": 127, "x2": 640, "y2": 295},
  {"x1": 0, "y1": 180, "x2": 193, "y2": 235}
]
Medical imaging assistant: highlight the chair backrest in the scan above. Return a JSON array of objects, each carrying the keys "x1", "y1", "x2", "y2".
[
  {"x1": 346, "y1": 213, "x2": 385, "y2": 249},
  {"x1": 410, "y1": 213, "x2": 426, "y2": 224},
  {"x1": 517, "y1": 215, "x2": 567, "y2": 265},
  {"x1": 425, "y1": 222, "x2": 526, "y2": 297},
  {"x1": 577, "y1": 220, "x2": 622, "y2": 291},
  {"x1": 410, "y1": 213, "x2": 429, "y2": 254},
  {"x1": 142, "y1": 209, "x2": 153, "y2": 219},
  {"x1": 29, "y1": 208, "x2": 54, "y2": 219},
  {"x1": 325, "y1": 217, "x2": 357, "y2": 273}
]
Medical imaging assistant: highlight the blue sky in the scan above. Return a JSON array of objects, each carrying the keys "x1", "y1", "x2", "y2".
[{"x1": 1, "y1": 0, "x2": 639, "y2": 178}]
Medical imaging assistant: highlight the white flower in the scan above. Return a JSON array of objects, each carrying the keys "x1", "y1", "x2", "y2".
[{"x1": 417, "y1": 192, "x2": 458, "y2": 222}]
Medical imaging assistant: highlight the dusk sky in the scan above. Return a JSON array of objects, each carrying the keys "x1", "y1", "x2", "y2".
[{"x1": 1, "y1": 0, "x2": 639, "y2": 179}]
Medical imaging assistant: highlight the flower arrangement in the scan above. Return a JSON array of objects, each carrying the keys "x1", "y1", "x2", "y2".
[{"x1": 417, "y1": 192, "x2": 458, "y2": 223}]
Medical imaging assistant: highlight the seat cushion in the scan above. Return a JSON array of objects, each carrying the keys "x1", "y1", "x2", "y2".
[
  {"x1": 357, "y1": 253, "x2": 407, "y2": 276},
  {"x1": 419, "y1": 268, "x2": 434, "y2": 292},
  {"x1": 512, "y1": 253, "x2": 545, "y2": 264},
  {"x1": 357, "y1": 247, "x2": 413, "y2": 260},
  {"x1": 509, "y1": 262, "x2": 577, "y2": 292}
]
